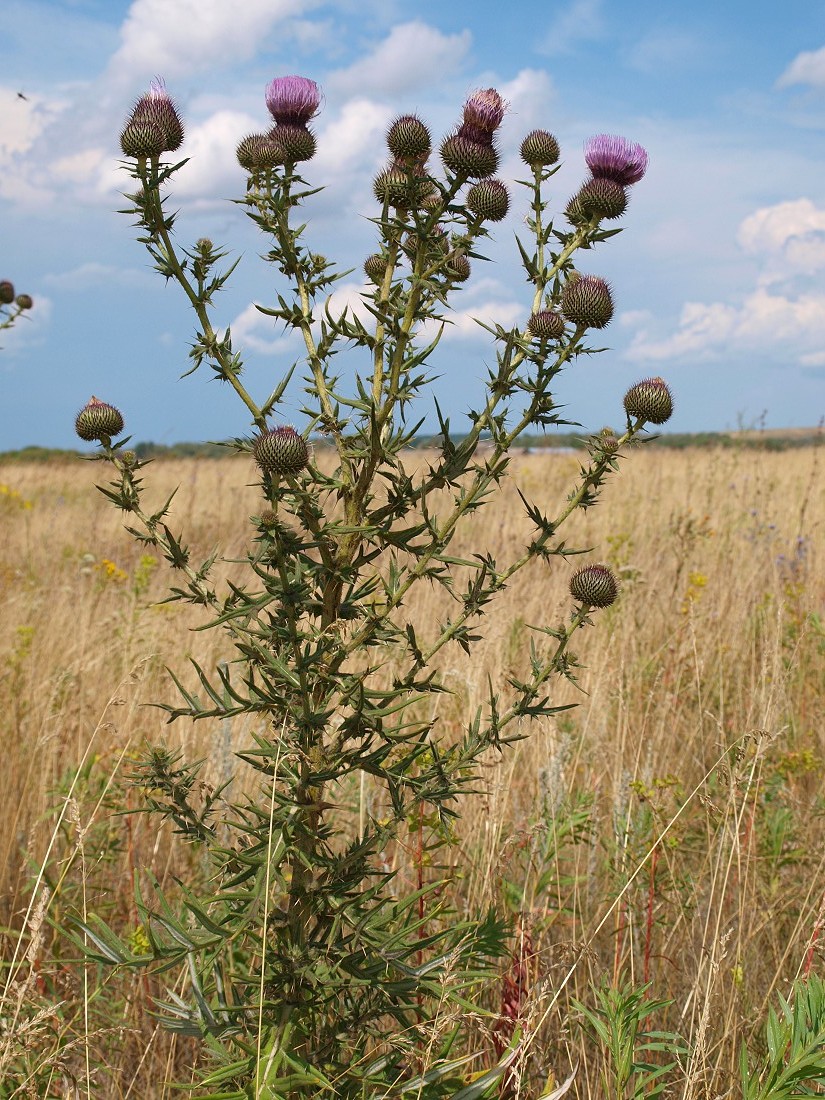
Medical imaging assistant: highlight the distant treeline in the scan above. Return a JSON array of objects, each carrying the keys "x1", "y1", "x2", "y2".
[{"x1": 1, "y1": 429, "x2": 822, "y2": 463}]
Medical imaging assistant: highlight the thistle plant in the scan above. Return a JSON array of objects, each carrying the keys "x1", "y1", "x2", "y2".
[
  {"x1": 71, "y1": 75, "x2": 673, "y2": 1097},
  {"x1": 0, "y1": 279, "x2": 34, "y2": 336}
]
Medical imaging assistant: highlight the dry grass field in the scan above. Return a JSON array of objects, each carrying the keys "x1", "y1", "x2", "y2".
[{"x1": 1, "y1": 443, "x2": 823, "y2": 1097}]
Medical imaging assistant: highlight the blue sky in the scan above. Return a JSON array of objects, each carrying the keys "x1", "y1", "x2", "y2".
[{"x1": 2, "y1": 0, "x2": 825, "y2": 449}]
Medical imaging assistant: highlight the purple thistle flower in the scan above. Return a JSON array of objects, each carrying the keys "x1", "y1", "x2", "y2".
[
  {"x1": 584, "y1": 134, "x2": 648, "y2": 186},
  {"x1": 265, "y1": 75, "x2": 322, "y2": 126},
  {"x1": 130, "y1": 76, "x2": 183, "y2": 152},
  {"x1": 462, "y1": 88, "x2": 506, "y2": 136}
]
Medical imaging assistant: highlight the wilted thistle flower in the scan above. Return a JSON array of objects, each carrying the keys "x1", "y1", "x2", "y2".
[
  {"x1": 254, "y1": 426, "x2": 309, "y2": 475},
  {"x1": 0, "y1": 281, "x2": 15, "y2": 304},
  {"x1": 265, "y1": 75, "x2": 321, "y2": 125},
  {"x1": 387, "y1": 114, "x2": 431, "y2": 160},
  {"x1": 75, "y1": 396, "x2": 124, "y2": 442},
  {"x1": 527, "y1": 310, "x2": 565, "y2": 341},
  {"x1": 561, "y1": 274, "x2": 614, "y2": 329},
  {"x1": 466, "y1": 179, "x2": 509, "y2": 221},
  {"x1": 570, "y1": 563, "x2": 619, "y2": 608},
  {"x1": 125, "y1": 77, "x2": 184, "y2": 154},
  {"x1": 623, "y1": 377, "x2": 674, "y2": 425},
  {"x1": 584, "y1": 134, "x2": 648, "y2": 186},
  {"x1": 566, "y1": 177, "x2": 628, "y2": 223},
  {"x1": 520, "y1": 129, "x2": 560, "y2": 168},
  {"x1": 236, "y1": 133, "x2": 285, "y2": 171}
]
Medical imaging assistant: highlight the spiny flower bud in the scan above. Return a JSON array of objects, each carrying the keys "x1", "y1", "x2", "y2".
[
  {"x1": 259, "y1": 509, "x2": 279, "y2": 527},
  {"x1": 364, "y1": 254, "x2": 388, "y2": 283},
  {"x1": 527, "y1": 310, "x2": 566, "y2": 341},
  {"x1": 373, "y1": 164, "x2": 412, "y2": 208},
  {"x1": 466, "y1": 178, "x2": 509, "y2": 221},
  {"x1": 440, "y1": 133, "x2": 498, "y2": 179},
  {"x1": 265, "y1": 75, "x2": 321, "y2": 125},
  {"x1": 129, "y1": 77, "x2": 184, "y2": 153},
  {"x1": 120, "y1": 119, "x2": 165, "y2": 159},
  {"x1": 570, "y1": 563, "x2": 619, "y2": 608},
  {"x1": 561, "y1": 274, "x2": 614, "y2": 329},
  {"x1": 387, "y1": 114, "x2": 431, "y2": 160},
  {"x1": 584, "y1": 134, "x2": 648, "y2": 187},
  {"x1": 566, "y1": 177, "x2": 628, "y2": 223},
  {"x1": 446, "y1": 252, "x2": 471, "y2": 281},
  {"x1": 269, "y1": 124, "x2": 316, "y2": 163},
  {"x1": 597, "y1": 427, "x2": 619, "y2": 453},
  {"x1": 254, "y1": 426, "x2": 309, "y2": 475},
  {"x1": 623, "y1": 377, "x2": 674, "y2": 425},
  {"x1": 462, "y1": 88, "x2": 506, "y2": 137},
  {"x1": 15, "y1": 294, "x2": 33, "y2": 310},
  {"x1": 520, "y1": 129, "x2": 560, "y2": 168},
  {"x1": 75, "y1": 397, "x2": 124, "y2": 442},
  {"x1": 237, "y1": 133, "x2": 285, "y2": 171},
  {"x1": 0, "y1": 281, "x2": 15, "y2": 304}
]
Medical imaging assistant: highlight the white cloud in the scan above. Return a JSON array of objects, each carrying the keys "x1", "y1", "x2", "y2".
[
  {"x1": 777, "y1": 46, "x2": 825, "y2": 90},
  {"x1": 43, "y1": 263, "x2": 152, "y2": 290},
  {"x1": 626, "y1": 198, "x2": 825, "y2": 367},
  {"x1": 174, "y1": 109, "x2": 259, "y2": 203},
  {"x1": 327, "y1": 22, "x2": 472, "y2": 98},
  {"x1": 107, "y1": 0, "x2": 316, "y2": 84},
  {"x1": 230, "y1": 303, "x2": 302, "y2": 356},
  {"x1": 315, "y1": 98, "x2": 394, "y2": 176},
  {"x1": 539, "y1": 0, "x2": 603, "y2": 56}
]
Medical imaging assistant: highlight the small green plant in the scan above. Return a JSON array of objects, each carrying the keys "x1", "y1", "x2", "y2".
[
  {"x1": 741, "y1": 975, "x2": 825, "y2": 1099},
  {"x1": 573, "y1": 980, "x2": 687, "y2": 1099},
  {"x1": 69, "y1": 74, "x2": 674, "y2": 1096}
]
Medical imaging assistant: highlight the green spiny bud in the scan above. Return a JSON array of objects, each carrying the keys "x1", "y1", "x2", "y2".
[
  {"x1": 566, "y1": 177, "x2": 628, "y2": 223},
  {"x1": 373, "y1": 165, "x2": 412, "y2": 207},
  {"x1": 259, "y1": 509, "x2": 279, "y2": 527},
  {"x1": 570, "y1": 563, "x2": 619, "y2": 608},
  {"x1": 466, "y1": 178, "x2": 509, "y2": 221},
  {"x1": 561, "y1": 274, "x2": 614, "y2": 329},
  {"x1": 237, "y1": 133, "x2": 284, "y2": 171},
  {"x1": 527, "y1": 310, "x2": 565, "y2": 340},
  {"x1": 623, "y1": 377, "x2": 674, "y2": 425},
  {"x1": 520, "y1": 129, "x2": 560, "y2": 168},
  {"x1": 120, "y1": 119, "x2": 165, "y2": 158},
  {"x1": 364, "y1": 254, "x2": 388, "y2": 283},
  {"x1": 440, "y1": 133, "x2": 498, "y2": 179},
  {"x1": 254, "y1": 426, "x2": 309, "y2": 475},
  {"x1": 446, "y1": 252, "x2": 471, "y2": 281},
  {"x1": 75, "y1": 397, "x2": 125, "y2": 442},
  {"x1": 596, "y1": 427, "x2": 619, "y2": 453},
  {"x1": 387, "y1": 114, "x2": 431, "y2": 160},
  {"x1": 269, "y1": 124, "x2": 316, "y2": 163}
]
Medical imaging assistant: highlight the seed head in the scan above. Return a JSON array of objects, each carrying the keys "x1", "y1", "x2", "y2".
[
  {"x1": 254, "y1": 426, "x2": 309, "y2": 476},
  {"x1": 584, "y1": 134, "x2": 648, "y2": 186},
  {"x1": 561, "y1": 274, "x2": 614, "y2": 329},
  {"x1": 623, "y1": 377, "x2": 674, "y2": 425},
  {"x1": 0, "y1": 281, "x2": 15, "y2": 304},
  {"x1": 128, "y1": 77, "x2": 184, "y2": 153},
  {"x1": 440, "y1": 133, "x2": 498, "y2": 179},
  {"x1": 466, "y1": 178, "x2": 509, "y2": 221},
  {"x1": 265, "y1": 75, "x2": 321, "y2": 126},
  {"x1": 387, "y1": 114, "x2": 431, "y2": 160},
  {"x1": 75, "y1": 397, "x2": 125, "y2": 442},
  {"x1": 570, "y1": 563, "x2": 619, "y2": 608},
  {"x1": 527, "y1": 310, "x2": 566, "y2": 341},
  {"x1": 520, "y1": 129, "x2": 560, "y2": 168},
  {"x1": 566, "y1": 177, "x2": 628, "y2": 223}
]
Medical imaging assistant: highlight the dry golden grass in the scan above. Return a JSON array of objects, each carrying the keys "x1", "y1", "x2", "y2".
[{"x1": 1, "y1": 444, "x2": 823, "y2": 1097}]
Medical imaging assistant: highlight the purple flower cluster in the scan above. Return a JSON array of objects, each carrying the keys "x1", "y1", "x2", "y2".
[
  {"x1": 265, "y1": 75, "x2": 322, "y2": 126},
  {"x1": 238, "y1": 75, "x2": 323, "y2": 172},
  {"x1": 120, "y1": 76, "x2": 184, "y2": 159},
  {"x1": 584, "y1": 134, "x2": 649, "y2": 187},
  {"x1": 441, "y1": 88, "x2": 507, "y2": 180}
]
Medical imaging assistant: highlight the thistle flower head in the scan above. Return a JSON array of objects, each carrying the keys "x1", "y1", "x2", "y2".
[
  {"x1": 129, "y1": 76, "x2": 184, "y2": 152},
  {"x1": 15, "y1": 294, "x2": 33, "y2": 310},
  {"x1": 570, "y1": 563, "x2": 619, "y2": 608},
  {"x1": 561, "y1": 274, "x2": 614, "y2": 329},
  {"x1": 520, "y1": 129, "x2": 560, "y2": 168},
  {"x1": 527, "y1": 310, "x2": 566, "y2": 341},
  {"x1": 623, "y1": 377, "x2": 674, "y2": 425},
  {"x1": 566, "y1": 177, "x2": 628, "y2": 224},
  {"x1": 462, "y1": 88, "x2": 506, "y2": 136},
  {"x1": 440, "y1": 133, "x2": 498, "y2": 179},
  {"x1": 254, "y1": 426, "x2": 309, "y2": 476},
  {"x1": 75, "y1": 396, "x2": 124, "y2": 442},
  {"x1": 265, "y1": 75, "x2": 321, "y2": 125},
  {"x1": 236, "y1": 132, "x2": 285, "y2": 171},
  {"x1": 387, "y1": 115, "x2": 431, "y2": 160},
  {"x1": 268, "y1": 123, "x2": 316, "y2": 163},
  {"x1": 466, "y1": 178, "x2": 509, "y2": 221},
  {"x1": 584, "y1": 134, "x2": 648, "y2": 186}
]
